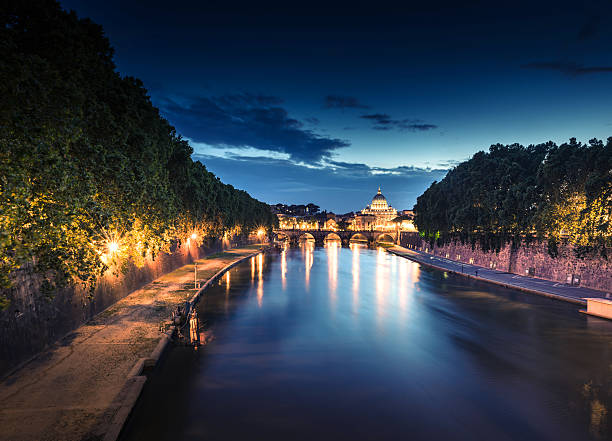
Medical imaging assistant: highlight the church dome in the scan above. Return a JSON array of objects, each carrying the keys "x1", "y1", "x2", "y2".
[{"x1": 371, "y1": 187, "x2": 389, "y2": 210}]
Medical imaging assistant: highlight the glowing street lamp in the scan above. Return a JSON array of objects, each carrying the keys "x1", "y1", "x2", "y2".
[
  {"x1": 191, "y1": 233, "x2": 197, "y2": 240},
  {"x1": 107, "y1": 240, "x2": 119, "y2": 255}
]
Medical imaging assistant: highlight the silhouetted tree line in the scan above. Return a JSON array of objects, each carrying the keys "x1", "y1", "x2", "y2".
[
  {"x1": 272, "y1": 203, "x2": 320, "y2": 215},
  {"x1": 414, "y1": 139, "x2": 611, "y2": 257},
  {"x1": 0, "y1": 0, "x2": 276, "y2": 297}
]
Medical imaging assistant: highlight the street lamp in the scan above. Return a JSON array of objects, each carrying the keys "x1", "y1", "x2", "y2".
[{"x1": 107, "y1": 240, "x2": 119, "y2": 255}]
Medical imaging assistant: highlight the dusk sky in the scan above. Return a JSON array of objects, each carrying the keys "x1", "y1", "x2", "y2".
[{"x1": 60, "y1": 0, "x2": 612, "y2": 212}]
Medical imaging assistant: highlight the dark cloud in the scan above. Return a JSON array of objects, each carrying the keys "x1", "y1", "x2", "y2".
[
  {"x1": 360, "y1": 113, "x2": 438, "y2": 132},
  {"x1": 305, "y1": 117, "x2": 320, "y2": 125},
  {"x1": 433, "y1": 159, "x2": 463, "y2": 168},
  {"x1": 405, "y1": 123, "x2": 438, "y2": 131},
  {"x1": 193, "y1": 153, "x2": 448, "y2": 212},
  {"x1": 521, "y1": 61, "x2": 612, "y2": 76},
  {"x1": 361, "y1": 113, "x2": 393, "y2": 124},
  {"x1": 324, "y1": 95, "x2": 370, "y2": 109},
  {"x1": 160, "y1": 94, "x2": 349, "y2": 162}
]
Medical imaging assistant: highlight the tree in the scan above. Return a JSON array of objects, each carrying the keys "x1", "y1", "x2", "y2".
[
  {"x1": 414, "y1": 139, "x2": 611, "y2": 256},
  {"x1": 0, "y1": 0, "x2": 276, "y2": 305}
]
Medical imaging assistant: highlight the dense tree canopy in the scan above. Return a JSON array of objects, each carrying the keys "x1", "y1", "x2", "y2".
[
  {"x1": 414, "y1": 139, "x2": 611, "y2": 256},
  {"x1": 0, "y1": 0, "x2": 276, "y2": 295}
]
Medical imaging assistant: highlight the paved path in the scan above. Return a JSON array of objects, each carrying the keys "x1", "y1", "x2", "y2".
[
  {"x1": 388, "y1": 245, "x2": 609, "y2": 305},
  {"x1": 0, "y1": 246, "x2": 262, "y2": 441}
]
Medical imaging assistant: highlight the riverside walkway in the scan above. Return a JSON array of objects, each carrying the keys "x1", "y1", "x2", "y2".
[
  {"x1": 0, "y1": 246, "x2": 264, "y2": 441},
  {"x1": 388, "y1": 245, "x2": 609, "y2": 305}
]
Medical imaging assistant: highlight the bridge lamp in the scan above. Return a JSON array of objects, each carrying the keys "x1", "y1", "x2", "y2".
[{"x1": 257, "y1": 228, "x2": 265, "y2": 237}]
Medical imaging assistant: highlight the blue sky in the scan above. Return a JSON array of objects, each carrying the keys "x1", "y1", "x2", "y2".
[{"x1": 60, "y1": 0, "x2": 612, "y2": 212}]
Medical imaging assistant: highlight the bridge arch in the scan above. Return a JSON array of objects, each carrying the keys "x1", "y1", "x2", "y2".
[
  {"x1": 376, "y1": 233, "x2": 395, "y2": 244},
  {"x1": 350, "y1": 233, "x2": 368, "y2": 242},
  {"x1": 298, "y1": 232, "x2": 315, "y2": 242},
  {"x1": 324, "y1": 232, "x2": 341, "y2": 242},
  {"x1": 274, "y1": 232, "x2": 289, "y2": 242}
]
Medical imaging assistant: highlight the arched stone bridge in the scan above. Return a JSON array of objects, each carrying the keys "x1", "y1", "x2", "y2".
[{"x1": 273, "y1": 229, "x2": 398, "y2": 246}]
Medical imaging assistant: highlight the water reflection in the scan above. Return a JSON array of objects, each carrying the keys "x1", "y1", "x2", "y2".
[
  {"x1": 124, "y1": 245, "x2": 612, "y2": 441},
  {"x1": 325, "y1": 241, "x2": 339, "y2": 307},
  {"x1": 257, "y1": 253, "x2": 263, "y2": 307},
  {"x1": 280, "y1": 247, "x2": 287, "y2": 291},
  {"x1": 398, "y1": 256, "x2": 408, "y2": 319},
  {"x1": 375, "y1": 246, "x2": 389, "y2": 325},
  {"x1": 251, "y1": 256, "x2": 255, "y2": 281},
  {"x1": 350, "y1": 243, "x2": 363, "y2": 313},
  {"x1": 302, "y1": 241, "x2": 314, "y2": 290},
  {"x1": 224, "y1": 270, "x2": 231, "y2": 312}
]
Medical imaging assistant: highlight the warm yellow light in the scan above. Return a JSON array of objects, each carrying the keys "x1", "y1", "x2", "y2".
[
  {"x1": 257, "y1": 228, "x2": 265, "y2": 236},
  {"x1": 191, "y1": 233, "x2": 197, "y2": 240},
  {"x1": 107, "y1": 241, "x2": 119, "y2": 255}
]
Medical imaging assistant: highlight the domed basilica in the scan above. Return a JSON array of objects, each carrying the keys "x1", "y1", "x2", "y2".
[{"x1": 353, "y1": 187, "x2": 397, "y2": 230}]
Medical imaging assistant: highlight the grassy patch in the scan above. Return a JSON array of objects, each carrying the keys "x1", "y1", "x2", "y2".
[{"x1": 204, "y1": 251, "x2": 235, "y2": 260}]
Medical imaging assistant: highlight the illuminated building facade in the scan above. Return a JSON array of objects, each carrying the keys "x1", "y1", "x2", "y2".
[
  {"x1": 353, "y1": 187, "x2": 397, "y2": 231},
  {"x1": 276, "y1": 187, "x2": 416, "y2": 232}
]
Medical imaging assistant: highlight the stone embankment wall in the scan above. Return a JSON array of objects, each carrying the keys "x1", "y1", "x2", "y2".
[
  {"x1": 400, "y1": 232, "x2": 612, "y2": 293},
  {"x1": 0, "y1": 237, "x2": 254, "y2": 376}
]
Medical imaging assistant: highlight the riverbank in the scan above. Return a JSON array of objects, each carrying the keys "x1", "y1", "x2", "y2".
[
  {"x1": 0, "y1": 246, "x2": 265, "y2": 441},
  {"x1": 388, "y1": 245, "x2": 610, "y2": 305}
]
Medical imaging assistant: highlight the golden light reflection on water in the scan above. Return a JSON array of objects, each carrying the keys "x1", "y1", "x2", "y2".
[
  {"x1": 224, "y1": 270, "x2": 231, "y2": 312},
  {"x1": 376, "y1": 246, "x2": 389, "y2": 325},
  {"x1": 302, "y1": 241, "x2": 314, "y2": 290},
  {"x1": 590, "y1": 399, "x2": 607, "y2": 439},
  {"x1": 350, "y1": 243, "x2": 362, "y2": 313},
  {"x1": 257, "y1": 253, "x2": 264, "y2": 307},
  {"x1": 251, "y1": 256, "x2": 255, "y2": 281},
  {"x1": 281, "y1": 248, "x2": 287, "y2": 291},
  {"x1": 325, "y1": 241, "x2": 339, "y2": 307}
]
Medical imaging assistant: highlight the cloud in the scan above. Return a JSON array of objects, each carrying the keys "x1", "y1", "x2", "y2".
[
  {"x1": 324, "y1": 95, "x2": 370, "y2": 109},
  {"x1": 360, "y1": 113, "x2": 438, "y2": 131},
  {"x1": 434, "y1": 159, "x2": 463, "y2": 168},
  {"x1": 192, "y1": 153, "x2": 448, "y2": 212},
  {"x1": 305, "y1": 117, "x2": 320, "y2": 125},
  {"x1": 361, "y1": 113, "x2": 393, "y2": 124},
  {"x1": 160, "y1": 94, "x2": 349, "y2": 163},
  {"x1": 521, "y1": 61, "x2": 612, "y2": 76}
]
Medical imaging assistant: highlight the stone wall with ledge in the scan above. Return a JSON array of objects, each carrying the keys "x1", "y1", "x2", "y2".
[
  {"x1": 0, "y1": 236, "x2": 259, "y2": 377},
  {"x1": 399, "y1": 232, "x2": 612, "y2": 293}
]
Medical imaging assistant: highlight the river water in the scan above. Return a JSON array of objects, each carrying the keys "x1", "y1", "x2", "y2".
[{"x1": 122, "y1": 243, "x2": 612, "y2": 441}]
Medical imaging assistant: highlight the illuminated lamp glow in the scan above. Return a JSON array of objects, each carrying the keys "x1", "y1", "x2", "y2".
[{"x1": 107, "y1": 241, "x2": 119, "y2": 255}]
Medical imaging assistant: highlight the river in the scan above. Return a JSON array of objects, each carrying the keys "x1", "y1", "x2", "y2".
[{"x1": 122, "y1": 242, "x2": 612, "y2": 441}]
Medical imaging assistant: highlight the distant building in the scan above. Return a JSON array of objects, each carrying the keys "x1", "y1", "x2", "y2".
[
  {"x1": 275, "y1": 188, "x2": 418, "y2": 232},
  {"x1": 352, "y1": 187, "x2": 397, "y2": 231},
  {"x1": 324, "y1": 218, "x2": 338, "y2": 230}
]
